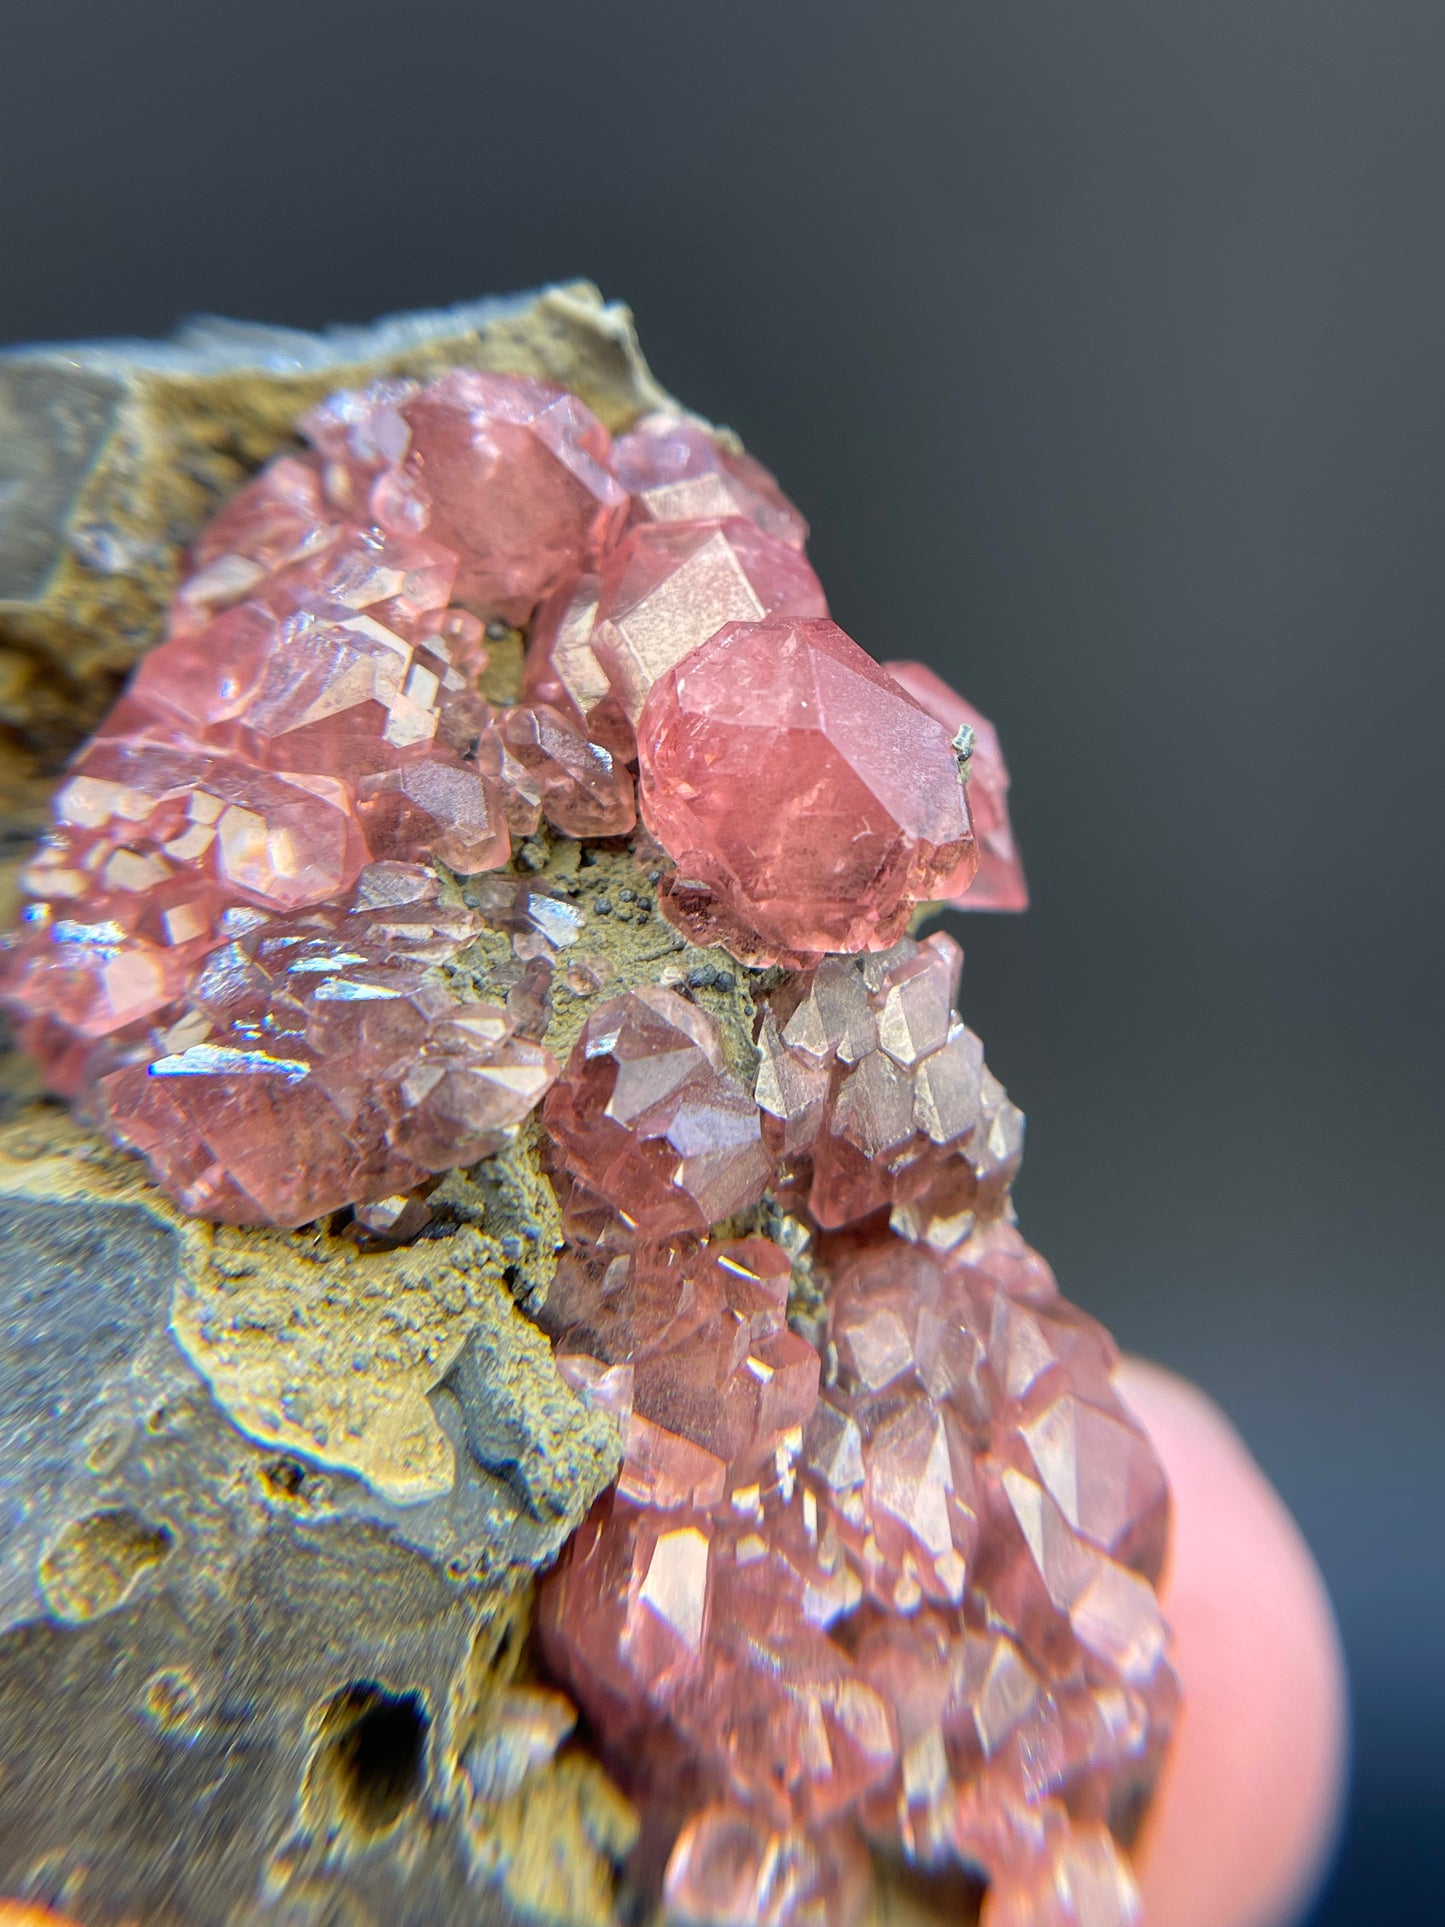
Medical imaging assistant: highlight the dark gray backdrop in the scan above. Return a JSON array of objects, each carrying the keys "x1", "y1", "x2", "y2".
[{"x1": 3, "y1": 2, "x2": 1442, "y2": 1919}]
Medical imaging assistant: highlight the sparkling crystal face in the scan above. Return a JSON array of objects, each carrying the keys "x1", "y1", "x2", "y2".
[
  {"x1": 543, "y1": 988, "x2": 774, "y2": 1238},
  {"x1": 638, "y1": 620, "x2": 978, "y2": 966},
  {"x1": 0, "y1": 365, "x2": 1169, "y2": 1927}
]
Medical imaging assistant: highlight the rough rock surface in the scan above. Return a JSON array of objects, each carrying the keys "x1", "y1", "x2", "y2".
[{"x1": 0, "y1": 1118, "x2": 633, "y2": 1926}]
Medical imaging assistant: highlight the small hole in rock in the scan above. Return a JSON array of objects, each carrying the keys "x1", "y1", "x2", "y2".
[
  {"x1": 308, "y1": 1682, "x2": 428, "y2": 1837},
  {"x1": 261, "y1": 1457, "x2": 308, "y2": 1499}
]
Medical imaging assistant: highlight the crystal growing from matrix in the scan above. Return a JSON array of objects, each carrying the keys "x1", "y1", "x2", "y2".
[
  {"x1": 543, "y1": 988, "x2": 773, "y2": 1237},
  {"x1": 637, "y1": 619, "x2": 977, "y2": 966},
  {"x1": 0, "y1": 351, "x2": 1171, "y2": 1927}
]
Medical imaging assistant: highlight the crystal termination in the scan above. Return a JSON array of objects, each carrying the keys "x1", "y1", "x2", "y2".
[{"x1": 1, "y1": 358, "x2": 1171, "y2": 1927}]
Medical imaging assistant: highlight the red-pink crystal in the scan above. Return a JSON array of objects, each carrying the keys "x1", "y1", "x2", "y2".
[
  {"x1": 979, "y1": 1823, "x2": 1141, "y2": 1927},
  {"x1": 884, "y1": 661, "x2": 1027, "y2": 913},
  {"x1": 755, "y1": 935, "x2": 1024, "y2": 1239},
  {"x1": 498, "y1": 702, "x2": 636, "y2": 839},
  {"x1": 169, "y1": 453, "x2": 340, "y2": 639},
  {"x1": 637, "y1": 620, "x2": 977, "y2": 967},
  {"x1": 590, "y1": 520, "x2": 827, "y2": 726},
  {"x1": 542, "y1": 988, "x2": 773, "y2": 1237},
  {"x1": 304, "y1": 371, "x2": 628, "y2": 622},
  {"x1": 613, "y1": 412, "x2": 810, "y2": 551},
  {"x1": 95, "y1": 864, "x2": 555, "y2": 1225},
  {"x1": 539, "y1": 1230, "x2": 1175, "y2": 1925},
  {"x1": 664, "y1": 1806, "x2": 871, "y2": 1927},
  {"x1": 550, "y1": 1237, "x2": 818, "y2": 1508},
  {"x1": 0, "y1": 737, "x2": 370, "y2": 1066},
  {"x1": 355, "y1": 753, "x2": 510, "y2": 875},
  {"x1": 521, "y1": 573, "x2": 624, "y2": 742}
]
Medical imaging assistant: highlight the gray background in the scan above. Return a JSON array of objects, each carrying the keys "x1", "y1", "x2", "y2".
[{"x1": 3, "y1": 2, "x2": 1442, "y2": 1918}]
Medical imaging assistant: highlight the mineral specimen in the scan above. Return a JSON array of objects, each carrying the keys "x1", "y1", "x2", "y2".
[{"x1": 0, "y1": 292, "x2": 1169, "y2": 1927}]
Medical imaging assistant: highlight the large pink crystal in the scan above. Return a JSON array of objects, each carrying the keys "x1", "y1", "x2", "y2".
[
  {"x1": 884, "y1": 660, "x2": 1028, "y2": 913},
  {"x1": 637, "y1": 619, "x2": 977, "y2": 967},
  {"x1": 304, "y1": 370, "x2": 628, "y2": 622},
  {"x1": 590, "y1": 520, "x2": 828, "y2": 727}
]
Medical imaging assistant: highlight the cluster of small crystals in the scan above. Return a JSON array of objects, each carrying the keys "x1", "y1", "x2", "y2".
[
  {"x1": 536, "y1": 948, "x2": 1176, "y2": 1927},
  {"x1": 0, "y1": 375, "x2": 1021, "y2": 1221},
  {"x1": 0, "y1": 363, "x2": 1173, "y2": 1924}
]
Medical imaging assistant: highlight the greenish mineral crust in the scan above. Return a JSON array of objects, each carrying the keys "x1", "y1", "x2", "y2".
[{"x1": 0, "y1": 283, "x2": 675, "y2": 763}]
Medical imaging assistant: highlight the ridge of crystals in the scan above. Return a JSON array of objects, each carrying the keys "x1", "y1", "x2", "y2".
[{"x1": 0, "y1": 368, "x2": 1162, "y2": 1926}]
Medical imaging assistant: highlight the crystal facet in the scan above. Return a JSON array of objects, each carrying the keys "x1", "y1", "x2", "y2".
[
  {"x1": 305, "y1": 370, "x2": 628, "y2": 622},
  {"x1": 637, "y1": 619, "x2": 977, "y2": 967},
  {"x1": 543, "y1": 989, "x2": 773, "y2": 1237},
  {"x1": 591, "y1": 520, "x2": 828, "y2": 727},
  {"x1": 883, "y1": 660, "x2": 1028, "y2": 913},
  {"x1": 613, "y1": 411, "x2": 810, "y2": 551},
  {"x1": 0, "y1": 350, "x2": 1171, "y2": 1927}
]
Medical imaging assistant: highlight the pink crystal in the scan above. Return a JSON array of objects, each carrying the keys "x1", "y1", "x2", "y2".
[
  {"x1": 521, "y1": 573, "x2": 624, "y2": 741},
  {"x1": 137, "y1": 525, "x2": 472, "y2": 773},
  {"x1": 755, "y1": 935, "x2": 1024, "y2": 1237},
  {"x1": 884, "y1": 661, "x2": 1027, "y2": 913},
  {"x1": 0, "y1": 737, "x2": 369, "y2": 1067},
  {"x1": 498, "y1": 702, "x2": 636, "y2": 839},
  {"x1": 304, "y1": 370, "x2": 628, "y2": 622},
  {"x1": 540, "y1": 1228, "x2": 1176, "y2": 1924},
  {"x1": 590, "y1": 520, "x2": 827, "y2": 726},
  {"x1": 664, "y1": 1806, "x2": 871, "y2": 1927},
  {"x1": 169, "y1": 453, "x2": 340, "y2": 638},
  {"x1": 550, "y1": 1237, "x2": 818, "y2": 1508},
  {"x1": 978, "y1": 1823, "x2": 1141, "y2": 1927},
  {"x1": 613, "y1": 411, "x2": 810, "y2": 550},
  {"x1": 355, "y1": 753, "x2": 510, "y2": 875},
  {"x1": 96, "y1": 864, "x2": 556, "y2": 1225},
  {"x1": 638, "y1": 619, "x2": 977, "y2": 967},
  {"x1": 542, "y1": 988, "x2": 774, "y2": 1237}
]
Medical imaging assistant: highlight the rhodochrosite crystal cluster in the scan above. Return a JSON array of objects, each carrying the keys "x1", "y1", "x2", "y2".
[{"x1": 0, "y1": 368, "x2": 1174, "y2": 1925}]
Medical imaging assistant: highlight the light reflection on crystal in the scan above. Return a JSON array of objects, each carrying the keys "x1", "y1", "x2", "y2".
[
  {"x1": 638, "y1": 619, "x2": 977, "y2": 967},
  {"x1": 0, "y1": 361, "x2": 1164, "y2": 1927}
]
